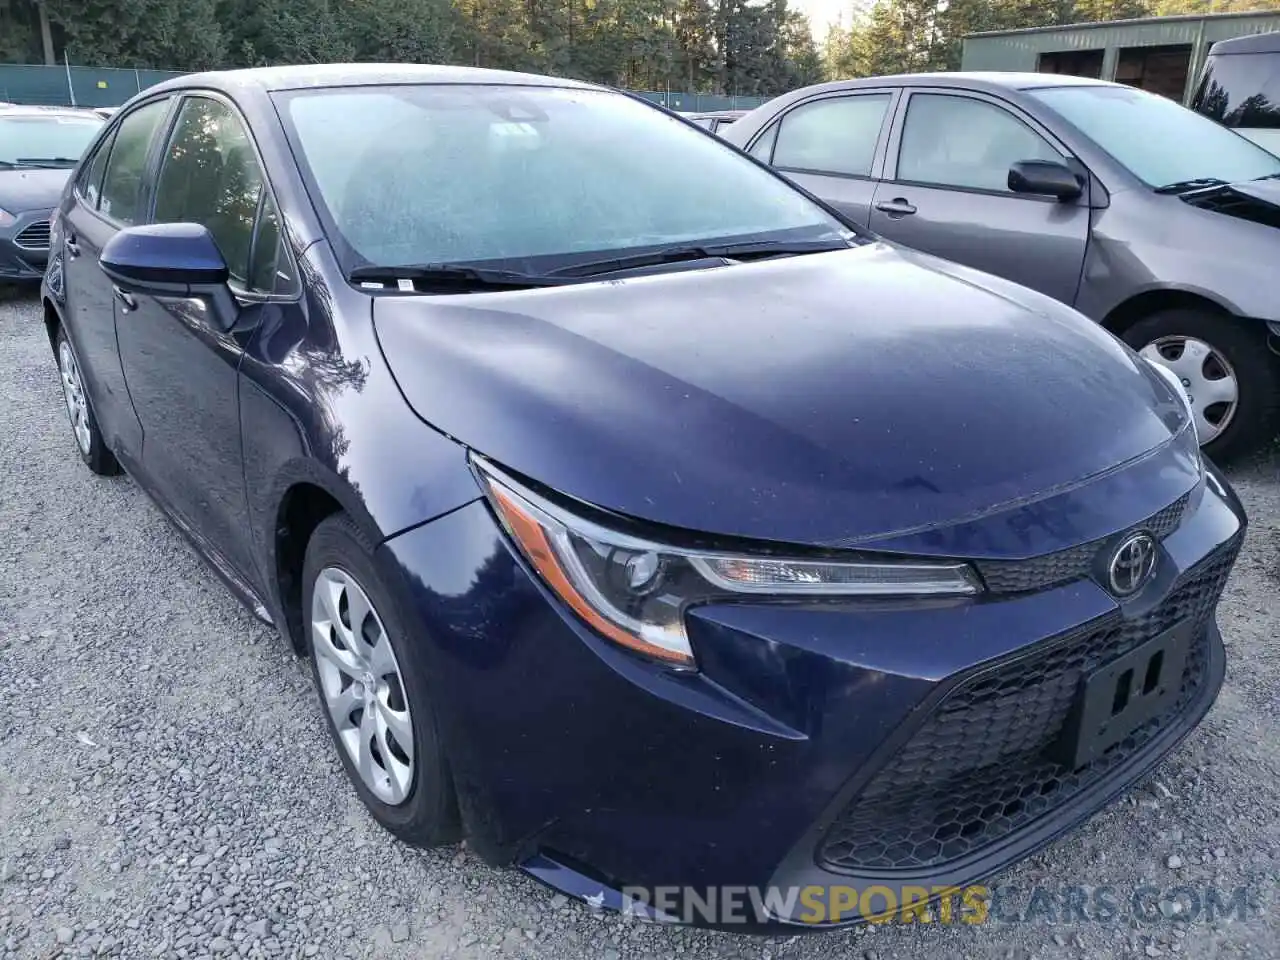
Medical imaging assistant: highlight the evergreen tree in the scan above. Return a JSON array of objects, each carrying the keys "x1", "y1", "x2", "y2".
[{"x1": 9, "y1": 0, "x2": 1279, "y2": 101}]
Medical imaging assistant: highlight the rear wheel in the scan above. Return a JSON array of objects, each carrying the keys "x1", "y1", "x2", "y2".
[
  {"x1": 302, "y1": 513, "x2": 460, "y2": 846},
  {"x1": 55, "y1": 326, "x2": 119, "y2": 475},
  {"x1": 1123, "y1": 308, "x2": 1280, "y2": 462}
]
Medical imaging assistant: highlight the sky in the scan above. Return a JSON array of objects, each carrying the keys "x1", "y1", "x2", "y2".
[{"x1": 793, "y1": 0, "x2": 864, "y2": 40}]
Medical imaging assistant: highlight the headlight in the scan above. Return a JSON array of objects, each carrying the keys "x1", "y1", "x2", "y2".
[
  {"x1": 1144, "y1": 356, "x2": 1198, "y2": 444},
  {"x1": 473, "y1": 457, "x2": 980, "y2": 669},
  {"x1": 0, "y1": 207, "x2": 15, "y2": 227}
]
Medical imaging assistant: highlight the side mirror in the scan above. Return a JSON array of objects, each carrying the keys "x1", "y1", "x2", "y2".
[
  {"x1": 100, "y1": 222, "x2": 238, "y2": 327},
  {"x1": 1008, "y1": 160, "x2": 1083, "y2": 201}
]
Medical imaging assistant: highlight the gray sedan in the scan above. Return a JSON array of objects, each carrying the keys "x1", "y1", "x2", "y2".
[
  {"x1": 723, "y1": 72, "x2": 1280, "y2": 459},
  {"x1": 0, "y1": 106, "x2": 103, "y2": 284}
]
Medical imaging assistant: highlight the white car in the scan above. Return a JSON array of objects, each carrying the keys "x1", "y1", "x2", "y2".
[{"x1": 1192, "y1": 31, "x2": 1280, "y2": 155}]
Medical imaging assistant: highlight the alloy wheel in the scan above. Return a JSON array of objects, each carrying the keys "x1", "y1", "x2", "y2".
[
  {"x1": 310, "y1": 566, "x2": 415, "y2": 805},
  {"x1": 58, "y1": 339, "x2": 92, "y2": 455},
  {"x1": 1139, "y1": 336, "x2": 1238, "y2": 445}
]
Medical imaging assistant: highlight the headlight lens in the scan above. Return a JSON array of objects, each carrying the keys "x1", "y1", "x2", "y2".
[
  {"x1": 474, "y1": 457, "x2": 980, "y2": 668},
  {"x1": 1144, "y1": 356, "x2": 1197, "y2": 443},
  {"x1": 0, "y1": 207, "x2": 15, "y2": 227}
]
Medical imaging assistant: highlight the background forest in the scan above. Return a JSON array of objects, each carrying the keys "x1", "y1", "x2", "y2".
[{"x1": 2, "y1": 0, "x2": 1278, "y2": 99}]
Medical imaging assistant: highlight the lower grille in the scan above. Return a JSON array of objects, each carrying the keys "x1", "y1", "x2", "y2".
[
  {"x1": 818, "y1": 536, "x2": 1239, "y2": 874},
  {"x1": 14, "y1": 220, "x2": 52, "y2": 250}
]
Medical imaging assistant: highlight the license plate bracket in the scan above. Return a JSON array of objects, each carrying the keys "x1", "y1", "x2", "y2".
[{"x1": 1055, "y1": 619, "x2": 1195, "y2": 770}]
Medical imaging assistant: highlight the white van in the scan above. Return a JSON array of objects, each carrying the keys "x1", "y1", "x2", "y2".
[{"x1": 1192, "y1": 31, "x2": 1280, "y2": 155}]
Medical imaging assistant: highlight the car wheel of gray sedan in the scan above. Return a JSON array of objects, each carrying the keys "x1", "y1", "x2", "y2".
[
  {"x1": 302, "y1": 513, "x2": 460, "y2": 845},
  {"x1": 1124, "y1": 308, "x2": 1280, "y2": 462},
  {"x1": 55, "y1": 326, "x2": 119, "y2": 476}
]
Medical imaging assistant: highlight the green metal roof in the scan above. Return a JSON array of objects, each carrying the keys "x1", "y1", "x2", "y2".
[
  {"x1": 965, "y1": 9, "x2": 1280, "y2": 39},
  {"x1": 960, "y1": 10, "x2": 1280, "y2": 103}
]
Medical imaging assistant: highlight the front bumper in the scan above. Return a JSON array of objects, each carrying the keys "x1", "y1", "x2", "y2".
[
  {"x1": 378, "y1": 460, "x2": 1244, "y2": 930},
  {"x1": 0, "y1": 208, "x2": 52, "y2": 281}
]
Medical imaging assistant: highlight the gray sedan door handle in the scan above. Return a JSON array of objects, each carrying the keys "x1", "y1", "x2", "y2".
[
  {"x1": 874, "y1": 198, "x2": 917, "y2": 217},
  {"x1": 112, "y1": 285, "x2": 137, "y2": 312}
]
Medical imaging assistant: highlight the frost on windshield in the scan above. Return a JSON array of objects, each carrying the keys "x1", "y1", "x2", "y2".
[{"x1": 286, "y1": 85, "x2": 842, "y2": 270}]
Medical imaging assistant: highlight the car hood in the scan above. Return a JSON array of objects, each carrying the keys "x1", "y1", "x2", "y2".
[
  {"x1": 374, "y1": 243, "x2": 1181, "y2": 547},
  {"x1": 1178, "y1": 176, "x2": 1280, "y2": 229},
  {"x1": 0, "y1": 167, "x2": 70, "y2": 213}
]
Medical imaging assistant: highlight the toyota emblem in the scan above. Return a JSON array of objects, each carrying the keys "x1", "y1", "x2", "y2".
[{"x1": 1107, "y1": 532, "x2": 1157, "y2": 597}]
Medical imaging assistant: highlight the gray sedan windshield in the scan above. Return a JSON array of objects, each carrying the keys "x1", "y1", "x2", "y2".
[
  {"x1": 280, "y1": 84, "x2": 846, "y2": 270},
  {"x1": 0, "y1": 114, "x2": 102, "y2": 165},
  {"x1": 1029, "y1": 84, "x2": 1280, "y2": 188}
]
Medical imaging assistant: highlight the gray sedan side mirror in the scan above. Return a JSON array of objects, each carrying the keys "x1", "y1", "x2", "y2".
[{"x1": 1008, "y1": 160, "x2": 1083, "y2": 201}]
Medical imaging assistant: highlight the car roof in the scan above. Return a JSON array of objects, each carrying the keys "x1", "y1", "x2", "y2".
[
  {"x1": 1209, "y1": 31, "x2": 1280, "y2": 56},
  {"x1": 147, "y1": 62, "x2": 601, "y2": 97},
  {"x1": 786, "y1": 71, "x2": 1118, "y2": 98},
  {"x1": 687, "y1": 110, "x2": 747, "y2": 119},
  {"x1": 0, "y1": 104, "x2": 103, "y2": 120}
]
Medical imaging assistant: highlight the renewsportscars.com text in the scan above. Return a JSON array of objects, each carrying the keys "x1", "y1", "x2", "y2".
[{"x1": 618, "y1": 883, "x2": 1254, "y2": 926}]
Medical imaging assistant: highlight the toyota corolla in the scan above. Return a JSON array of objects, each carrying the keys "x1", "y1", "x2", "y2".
[{"x1": 42, "y1": 64, "x2": 1245, "y2": 928}]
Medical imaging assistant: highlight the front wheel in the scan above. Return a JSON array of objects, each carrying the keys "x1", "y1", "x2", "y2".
[
  {"x1": 1123, "y1": 309, "x2": 1280, "y2": 462},
  {"x1": 55, "y1": 326, "x2": 119, "y2": 475},
  {"x1": 302, "y1": 513, "x2": 460, "y2": 846}
]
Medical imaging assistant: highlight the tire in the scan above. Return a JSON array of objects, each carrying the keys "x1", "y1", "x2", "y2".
[
  {"x1": 1122, "y1": 308, "x2": 1280, "y2": 463},
  {"x1": 302, "y1": 513, "x2": 460, "y2": 846},
  {"x1": 54, "y1": 325, "x2": 120, "y2": 476}
]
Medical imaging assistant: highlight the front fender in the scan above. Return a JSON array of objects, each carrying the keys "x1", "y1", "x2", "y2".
[{"x1": 1078, "y1": 201, "x2": 1280, "y2": 326}]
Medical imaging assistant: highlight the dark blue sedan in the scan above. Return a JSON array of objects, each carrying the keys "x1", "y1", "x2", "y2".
[{"x1": 42, "y1": 64, "x2": 1245, "y2": 928}]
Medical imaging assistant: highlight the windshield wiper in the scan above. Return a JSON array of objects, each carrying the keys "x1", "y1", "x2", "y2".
[
  {"x1": 350, "y1": 238, "x2": 853, "y2": 289},
  {"x1": 1153, "y1": 177, "x2": 1227, "y2": 194},
  {"x1": 545, "y1": 237, "x2": 852, "y2": 280},
  {"x1": 349, "y1": 263, "x2": 567, "y2": 291}
]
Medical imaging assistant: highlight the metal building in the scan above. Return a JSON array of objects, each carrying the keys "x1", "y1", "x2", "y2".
[{"x1": 961, "y1": 10, "x2": 1280, "y2": 105}]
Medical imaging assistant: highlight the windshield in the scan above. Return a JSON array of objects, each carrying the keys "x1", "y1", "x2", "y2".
[
  {"x1": 1029, "y1": 84, "x2": 1280, "y2": 188},
  {"x1": 277, "y1": 84, "x2": 847, "y2": 273},
  {"x1": 0, "y1": 114, "x2": 103, "y2": 165}
]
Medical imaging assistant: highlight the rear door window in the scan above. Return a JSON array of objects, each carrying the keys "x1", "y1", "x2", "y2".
[{"x1": 770, "y1": 94, "x2": 892, "y2": 178}]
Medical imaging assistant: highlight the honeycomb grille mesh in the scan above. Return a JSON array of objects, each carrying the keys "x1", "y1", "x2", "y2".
[
  {"x1": 976, "y1": 492, "x2": 1190, "y2": 595},
  {"x1": 818, "y1": 535, "x2": 1239, "y2": 875}
]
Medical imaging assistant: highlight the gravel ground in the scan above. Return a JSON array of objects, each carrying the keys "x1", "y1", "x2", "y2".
[{"x1": 2, "y1": 287, "x2": 1278, "y2": 960}]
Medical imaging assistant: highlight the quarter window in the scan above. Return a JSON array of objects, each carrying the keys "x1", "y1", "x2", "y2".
[
  {"x1": 770, "y1": 94, "x2": 892, "y2": 178},
  {"x1": 153, "y1": 97, "x2": 266, "y2": 286},
  {"x1": 748, "y1": 122, "x2": 779, "y2": 162},
  {"x1": 77, "y1": 128, "x2": 116, "y2": 208},
  {"x1": 896, "y1": 94, "x2": 1063, "y2": 193},
  {"x1": 248, "y1": 191, "x2": 295, "y2": 294},
  {"x1": 98, "y1": 99, "x2": 170, "y2": 225}
]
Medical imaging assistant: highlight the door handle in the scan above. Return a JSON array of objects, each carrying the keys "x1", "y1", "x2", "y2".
[
  {"x1": 65, "y1": 236, "x2": 80, "y2": 258},
  {"x1": 113, "y1": 285, "x2": 137, "y2": 312},
  {"x1": 874, "y1": 198, "x2": 918, "y2": 217}
]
